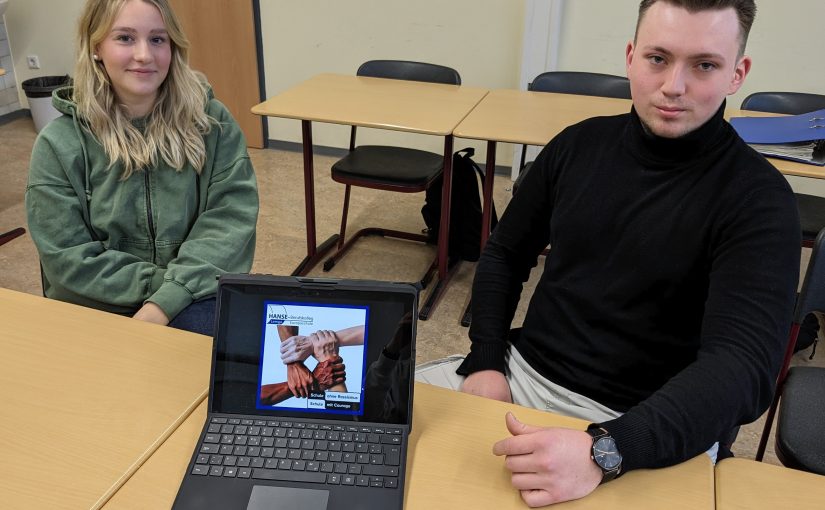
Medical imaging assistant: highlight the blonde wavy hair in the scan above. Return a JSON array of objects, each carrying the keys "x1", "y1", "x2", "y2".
[{"x1": 74, "y1": 0, "x2": 214, "y2": 178}]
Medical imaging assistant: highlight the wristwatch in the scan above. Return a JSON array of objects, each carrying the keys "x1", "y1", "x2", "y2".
[{"x1": 586, "y1": 425, "x2": 622, "y2": 484}]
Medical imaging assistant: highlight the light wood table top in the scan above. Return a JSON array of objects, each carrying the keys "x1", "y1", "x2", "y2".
[
  {"x1": 0, "y1": 68, "x2": 6, "y2": 77},
  {"x1": 454, "y1": 88, "x2": 632, "y2": 146},
  {"x1": 104, "y1": 383, "x2": 713, "y2": 509},
  {"x1": 251, "y1": 73, "x2": 487, "y2": 135},
  {"x1": 715, "y1": 457, "x2": 825, "y2": 510},
  {"x1": 0, "y1": 288, "x2": 212, "y2": 510}
]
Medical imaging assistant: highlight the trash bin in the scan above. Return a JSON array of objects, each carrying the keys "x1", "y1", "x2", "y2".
[{"x1": 21, "y1": 75, "x2": 71, "y2": 133}]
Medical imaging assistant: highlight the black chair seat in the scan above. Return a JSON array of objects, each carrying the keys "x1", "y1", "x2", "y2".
[
  {"x1": 796, "y1": 193, "x2": 825, "y2": 242},
  {"x1": 775, "y1": 366, "x2": 825, "y2": 475},
  {"x1": 332, "y1": 145, "x2": 444, "y2": 187}
]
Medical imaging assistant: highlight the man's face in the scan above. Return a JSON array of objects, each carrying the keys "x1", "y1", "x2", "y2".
[{"x1": 626, "y1": 2, "x2": 751, "y2": 138}]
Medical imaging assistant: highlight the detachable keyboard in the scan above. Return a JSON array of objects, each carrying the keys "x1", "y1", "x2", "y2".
[{"x1": 190, "y1": 416, "x2": 404, "y2": 489}]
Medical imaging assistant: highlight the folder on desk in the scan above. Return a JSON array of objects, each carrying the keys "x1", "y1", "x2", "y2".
[{"x1": 730, "y1": 109, "x2": 825, "y2": 166}]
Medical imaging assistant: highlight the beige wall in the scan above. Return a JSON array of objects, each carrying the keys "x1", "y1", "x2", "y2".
[
  {"x1": 3, "y1": 0, "x2": 83, "y2": 107},
  {"x1": 259, "y1": 0, "x2": 525, "y2": 163}
]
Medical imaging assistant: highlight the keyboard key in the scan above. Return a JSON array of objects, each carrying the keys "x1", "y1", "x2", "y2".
[
  {"x1": 334, "y1": 463, "x2": 348, "y2": 474},
  {"x1": 209, "y1": 455, "x2": 223, "y2": 465},
  {"x1": 356, "y1": 453, "x2": 369, "y2": 464},
  {"x1": 265, "y1": 459, "x2": 279, "y2": 469},
  {"x1": 252, "y1": 469, "x2": 326, "y2": 484},
  {"x1": 363, "y1": 465, "x2": 399, "y2": 477},
  {"x1": 220, "y1": 424, "x2": 234, "y2": 434},
  {"x1": 306, "y1": 461, "x2": 320, "y2": 472},
  {"x1": 348, "y1": 464, "x2": 361, "y2": 475},
  {"x1": 247, "y1": 446, "x2": 261, "y2": 457},
  {"x1": 248, "y1": 437, "x2": 261, "y2": 447},
  {"x1": 370, "y1": 477, "x2": 384, "y2": 488},
  {"x1": 368, "y1": 434, "x2": 380, "y2": 443},
  {"x1": 219, "y1": 445, "x2": 234, "y2": 455},
  {"x1": 327, "y1": 474, "x2": 341, "y2": 485},
  {"x1": 293, "y1": 460, "x2": 306, "y2": 471},
  {"x1": 381, "y1": 435, "x2": 401, "y2": 445},
  {"x1": 228, "y1": 418, "x2": 240, "y2": 425},
  {"x1": 251, "y1": 458, "x2": 265, "y2": 469},
  {"x1": 342, "y1": 475, "x2": 356, "y2": 485},
  {"x1": 356, "y1": 476, "x2": 369, "y2": 487},
  {"x1": 237, "y1": 457, "x2": 251, "y2": 467},
  {"x1": 199, "y1": 444, "x2": 219, "y2": 454},
  {"x1": 384, "y1": 477, "x2": 398, "y2": 489},
  {"x1": 207, "y1": 424, "x2": 221, "y2": 433},
  {"x1": 261, "y1": 437, "x2": 274, "y2": 447},
  {"x1": 191, "y1": 464, "x2": 209, "y2": 476},
  {"x1": 274, "y1": 448, "x2": 288, "y2": 459},
  {"x1": 254, "y1": 420, "x2": 267, "y2": 426},
  {"x1": 385, "y1": 446, "x2": 401, "y2": 466},
  {"x1": 203, "y1": 434, "x2": 220, "y2": 444},
  {"x1": 238, "y1": 468, "x2": 252, "y2": 479},
  {"x1": 233, "y1": 445, "x2": 247, "y2": 456},
  {"x1": 369, "y1": 444, "x2": 382, "y2": 454},
  {"x1": 278, "y1": 459, "x2": 292, "y2": 470},
  {"x1": 223, "y1": 456, "x2": 237, "y2": 466},
  {"x1": 235, "y1": 425, "x2": 248, "y2": 435},
  {"x1": 210, "y1": 417, "x2": 227, "y2": 424},
  {"x1": 241, "y1": 419, "x2": 253, "y2": 426},
  {"x1": 223, "y1": 467, "x2": 238, "y2": 477},
  {"x1": 370, "y1": 454, "x2": 384, "y2": 465},
  {"x1": 196, "y1": 454, "x2": 209, "y2": 464},
  {"x1": 209, "y1": 466, "x2": 224, "y2": 477},
  {"x1": 249, "y1": 426, "x2": 261, "y2": 436},
  {"x1": 330, "y1": 452, "x2": 343, "y2": 463},
  {"x1": 321, "y1": 462, "x2": 334, "y2": 473},
  {"x1": 267, "y1": 421, "x2": 280, "y2": 427}
]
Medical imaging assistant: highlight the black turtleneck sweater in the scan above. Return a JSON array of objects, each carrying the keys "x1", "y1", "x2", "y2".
[{"x1": 461, "y1": 104, "x2": 800, "y2": 471}]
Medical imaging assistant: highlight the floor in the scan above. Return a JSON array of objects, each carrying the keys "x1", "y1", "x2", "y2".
[{"x1": 2, "y1": 114, "x2": 822, "y2": 466}]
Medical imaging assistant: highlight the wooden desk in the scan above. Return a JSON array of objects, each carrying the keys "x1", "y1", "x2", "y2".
[
  {"x1": 252, "y1": 74, "x2": 487, "y2": 319},
  {"x1": 715, "y1": 457, "x2": 825, "y2": 510},
  {"x1": 0, "y1": 289, "x2": 212, "y2": 510},
  {"x1": 104, "y1": 383, "x2": 713, "y2": 509}
]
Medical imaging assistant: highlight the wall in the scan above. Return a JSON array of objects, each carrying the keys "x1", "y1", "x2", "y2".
[
  {"x1": 0, "y1": 16, "x2": 20, "y2": 115},
  {"x1": 259, "y1": 0, "x2": 525, "y2": 163},
  {"x1": 2, "y1": 0, "x2": 81, "y2": 109}
]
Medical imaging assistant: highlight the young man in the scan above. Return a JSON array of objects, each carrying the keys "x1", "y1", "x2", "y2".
[{"x1": 418, "y1": 0, "x2": 800, "y2": 506}]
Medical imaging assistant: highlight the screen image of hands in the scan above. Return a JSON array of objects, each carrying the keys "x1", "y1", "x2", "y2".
[{"x1": 261, "y1": 324, "x2": 365, "y2": 404}]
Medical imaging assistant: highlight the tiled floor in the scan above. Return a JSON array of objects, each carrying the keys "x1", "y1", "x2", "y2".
[{"x1": 2, "y1": 114, "x2": 822, "y2": 467}]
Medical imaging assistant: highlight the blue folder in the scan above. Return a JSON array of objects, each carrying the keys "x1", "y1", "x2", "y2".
[{"x1": 730, "y1": 109, "x2": 825, "y2": 165}]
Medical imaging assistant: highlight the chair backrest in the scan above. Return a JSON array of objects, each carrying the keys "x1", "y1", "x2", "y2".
[
  {"x1": 795, "y1": 228, "x2": 825, "y2": 322},
  {"x1": 740, "y1": 92, "x2": 825, "y2": 115},
  {"x1": 357, "y1": 60, "x2": 461, "y2": 85},
  {"x1": 529, "y1": 71, "x2": 631, "y2": 99}
]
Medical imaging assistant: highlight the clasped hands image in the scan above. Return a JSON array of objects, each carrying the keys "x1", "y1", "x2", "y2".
[{"x1": 280, "y1": 327, "x2": 349, "y2": 398}]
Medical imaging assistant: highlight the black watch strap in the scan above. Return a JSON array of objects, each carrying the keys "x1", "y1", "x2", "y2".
[{"x1": 587, "y1": 426, "x2": 622, "y2": 484}]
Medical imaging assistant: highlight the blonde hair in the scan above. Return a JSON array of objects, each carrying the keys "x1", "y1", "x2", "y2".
[{"x1": 74, "y1": 0, "x2": 214, "y2": 178}]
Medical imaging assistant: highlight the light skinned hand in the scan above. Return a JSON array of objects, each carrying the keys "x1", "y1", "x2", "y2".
[
  {"x1": 280, "y1": 335, "x2": 312, "y2": 364},
  {"x1": 460, "y1": 370, "x2": 512, "y2": 403},
  {"x1": 492, "y1": 413, "x2": 602, "y2": 507},
  {"x1": 309, "y1": 329, "x2": 339, "y2": 362},
  {"x1": 133, "y1": 302, "x2": 170, "y2": 326}
]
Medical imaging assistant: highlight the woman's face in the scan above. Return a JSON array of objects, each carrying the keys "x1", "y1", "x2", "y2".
[{"x1": 95, "y1": 0, "x2": 172, "y2": 117}]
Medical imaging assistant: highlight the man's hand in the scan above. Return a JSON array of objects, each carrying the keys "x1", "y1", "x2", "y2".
[
  {"x1": 133, "y1": 302, "x2": 170, "y2": 326},
  {"x1": 461, "y1": 370, "x2": 512, "y2": 403},
  {"x1": 312, "y1": 355, "x2": 346, "y2": 389},
  {"x1": 492, "y1": 413, "x2": 602, "y2": 507},
  {"x1": 309, "y1": 330, "x2": 339, "y2": 362},
  {"x1": 280, "y1": 335, "x2": 312, "y2": 364},
  {"x1": 286, "y1": 363, "x2": 313, "y2": 398}
]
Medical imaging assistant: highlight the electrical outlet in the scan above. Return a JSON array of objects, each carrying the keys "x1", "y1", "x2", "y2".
[{"x1": 27, "y1": 55, "x2": 41, "y2": 69}]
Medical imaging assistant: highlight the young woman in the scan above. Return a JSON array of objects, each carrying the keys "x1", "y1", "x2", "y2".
[{"x1": 25, "y1": 0, "x2": 259, "y2": 335}]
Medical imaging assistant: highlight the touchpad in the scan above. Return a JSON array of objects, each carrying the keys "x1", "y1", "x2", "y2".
[{"x1": 246, "y1": 485, "x2": 329, "y2": 510}]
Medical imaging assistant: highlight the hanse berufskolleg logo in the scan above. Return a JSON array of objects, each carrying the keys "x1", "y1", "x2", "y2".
[{"x1": 266, "y1": 304, "x2": 289, "y2": 324}]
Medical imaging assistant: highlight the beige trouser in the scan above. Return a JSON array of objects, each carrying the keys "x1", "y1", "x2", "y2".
[{"x1": 415, "y1": 346, "x2": 718, "y2": 462}]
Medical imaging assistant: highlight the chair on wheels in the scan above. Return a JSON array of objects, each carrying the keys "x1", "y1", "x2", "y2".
[
  {"x1": 740, "y1": 92, "x2": 825, "y2": 248},
  {"x1": 322, "y1": 60, "x2": 461, "y2": 288},
  {"x1": 512, "y1": 71, "x2": 631, "y2": 195},
  {"x1": 755, "y1": 227, "x2": 825, "y2": 475}
]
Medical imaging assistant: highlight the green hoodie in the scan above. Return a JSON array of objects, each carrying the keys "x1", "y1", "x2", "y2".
[{"x1": 25, "y1": 86, "x2": 259, "y2": 320}]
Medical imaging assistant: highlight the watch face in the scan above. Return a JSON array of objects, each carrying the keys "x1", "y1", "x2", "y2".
[{"x1": 593, "y1": 437, "x2": 622, "y2": 470}]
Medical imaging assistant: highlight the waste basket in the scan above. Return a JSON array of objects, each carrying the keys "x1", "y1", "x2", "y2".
[{"x1": 21, "y1": 75, "x2": 71, "y2": 133}]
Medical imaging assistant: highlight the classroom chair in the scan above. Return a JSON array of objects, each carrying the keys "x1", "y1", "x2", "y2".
[
  {"x1": 740, "y1": 92, "x2": 825, "y2": 248},
  {"x1": 755, "y1": 227, "x2": 825, "y2": 475},
  {"x1": 322, "y1": 60, "x2": 461, "y2": 287}
]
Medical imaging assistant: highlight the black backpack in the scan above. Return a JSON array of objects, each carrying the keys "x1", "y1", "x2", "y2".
[{"x1": 421, "y1": 148, "x2": 498, "y2": 262}]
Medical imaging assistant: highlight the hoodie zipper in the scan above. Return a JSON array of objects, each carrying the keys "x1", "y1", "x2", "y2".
[{"x1": 144, "y1": 170, "x2": 157, "y2": 264}]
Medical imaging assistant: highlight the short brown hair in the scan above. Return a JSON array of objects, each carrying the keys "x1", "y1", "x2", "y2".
[{"x1": 635, "y1": 0, "x2": 757, "y2": 56}]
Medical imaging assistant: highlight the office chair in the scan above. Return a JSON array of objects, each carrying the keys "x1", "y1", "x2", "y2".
[
  {"x1": 0, "y1": 227, "x2": 25, "y2": 247},
  {"x1": 513, "y1": 71, "x2": 631, "y2": 194},
  {"x1": 755, "y1": 228, "x2": 825, "y2": 475},
  {"x1": 740, "y1": 92, "x2": 825, "y2": 248},
  {"x1": 322, "y1": 60, "x2": 461, "y2": 286}
]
